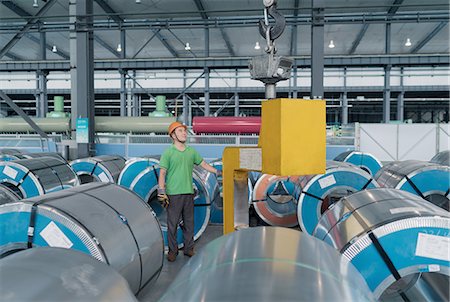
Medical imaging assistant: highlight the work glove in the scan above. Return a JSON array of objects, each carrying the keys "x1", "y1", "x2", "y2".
[
  {"x1": 216, "y1": 169, "x2": 222, "y2": 178},
  {"x1": 157, "y1": 188, "x2": 169, "y2": 208}
]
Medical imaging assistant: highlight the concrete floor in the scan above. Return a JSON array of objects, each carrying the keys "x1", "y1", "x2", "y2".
[{"x1": 138, "y1": 224, "x2": 223, "y2": 302}]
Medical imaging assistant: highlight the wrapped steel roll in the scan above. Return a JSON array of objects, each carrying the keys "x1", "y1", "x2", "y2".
[
  {"x1": 0, "y1": 182, "x2": 164, "y2": 294},
  {"x1": 0, "y1": 148, "x2": 24, "y2": 161},
  {"x1": 0, "y1": 184, "x2": 20, "y2": 205},
  {"x1": 160, "y1": 227, "x2": 375, "y2": 302},
  {"x1": 296, "y1": 160, "x2": 379, "y2": 234},
  {"x1": 0, "y1": 247, "x2": 137, "y2": 302},
  {"x1": 431, "y1": 150, "x2": 450, "y2": 166},
  {"x1": 313, "y1": 188, "x2": 450, "y2": 301},
  {"x1": 0, "y1": 156, "x2": 79, "y2": 199},
  {"x1": 118, "y1": 156, "x2": 160, "y2": 188},
  {"x1": 334, "y1": 150, "x2": 382, "y2": 176},
  {"x1": 375, "y1": 160, "x2": 450, "y2": 210},
  {"x1": 0, "y1": 150, "x2": 66, "y2": 162},
  {"x1": 70, "y1": 155, "x2": 126, "y2": 184},
  {"x1": 252, "y1": 174, "x2": 300, "y2": 227},
  {"x1": 119, "y1": 159, "x2": 218, "y2": 248}
]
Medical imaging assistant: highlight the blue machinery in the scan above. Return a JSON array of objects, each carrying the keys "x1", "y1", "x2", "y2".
[{"x1": 0, "y1": 183, "x2": 164, "y2": 294}]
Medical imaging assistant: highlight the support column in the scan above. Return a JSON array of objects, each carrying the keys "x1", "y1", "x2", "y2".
[
  {"x1": 37, "y1": 70, "x2": 48, "y2": 118},
  {"x1": 397, "y1": 67, "x2": 404, "y2": 121},
  {"x1": 383, "y1": 23, "x2": 391, "y2": 123},
  {"x1": 183, "y1": 69, "x2": 189, "y2": 125},
  {"x1": 234, "y1": 69, "x2": 239, "y2": 117},
  {"x1": 204, "y1": 27, "x2": 210, "y2": 116},
  {"x1": 70, "y1": 0, "x2": 95, "y2": 158},
  {"x1": 132, "y1": 70, "x2": 139, "y2": 117},
  {"x1": 292, "y1": 64, "x2": 298, "y2": 99},
  {"x1": 119, "y1": 69, "x2": 126, "y2": 116},
  {"x1": 36, "y1": 30, "x2": 47, "y2": 117},
  {"x1": 341, "y1": 67, "x2": 348, "y2": 124},
  {"x1": 311, "y1": 1, "x2": 324, "y2": 99}
]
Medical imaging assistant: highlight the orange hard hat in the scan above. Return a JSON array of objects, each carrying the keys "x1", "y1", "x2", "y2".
[{"x1": 168, "y1": 121, "x2": 187, "y2": 135}]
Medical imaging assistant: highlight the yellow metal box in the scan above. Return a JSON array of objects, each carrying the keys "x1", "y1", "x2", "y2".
[{"x1": 258, "y1": 98, "x2": 326, "y2": 175}]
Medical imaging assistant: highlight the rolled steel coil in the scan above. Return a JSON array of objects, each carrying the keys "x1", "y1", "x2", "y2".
[
  {"x1": 192, "y1": 116, "x2": 261, "y2": 134},
  {"x1": 0, "y1": 148, "x2": 24, "y2": 161},
  {"x1": 375, "y1": 160, "x2": 450, "y2": 210},
  {"x1": 334, "y1": 150, "x2": 382, "y2": 176},
  {"x1": 252, "y1": 174, "x2": 300, "y2": 227},
  {"x1": 0, "y1": 184, "x2": 20, "y2": 205},
  {"x1": 431, "y1": 150, "x2": 450, "y2": 166},
  {"x1": 160, "y1": 227, "x2": 375, "y2": 301},
  {"x1": 0, "y1": 156, "x2": 79, "y2": 199},
  {"x1": 0, "y1": 151, "x2": 66, "y2": 162},
  {"x1": 118, "y1": 158, "x2": 219, "y2": 247},
  {"x1": 70, "y1": 155, "x2": 126, "y2": 184},
  {"x1": 0, "y1": 247, "x2": 137, "y2": 302},
  {"x1": 313, "y1": 188, "x2": 450, "y2": 301},
  {"x1": 296, "y1": 160, "x2": 379, "y2": 234},
  {"x1": 0, "y1": 182, "x2": 164, "y2": 294}
]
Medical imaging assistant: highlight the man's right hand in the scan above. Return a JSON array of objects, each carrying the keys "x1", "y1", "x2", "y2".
[{"x1": 157, "y1": 188, "x2": 169, "y2": 208}]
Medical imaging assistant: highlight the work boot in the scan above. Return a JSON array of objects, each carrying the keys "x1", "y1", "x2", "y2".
[
  {"x1": 184, "y1": 249, "x2": 195, "y2": 257},
  {"x1": 167, "y1": 251, "x2": 177, "y2": 262}
]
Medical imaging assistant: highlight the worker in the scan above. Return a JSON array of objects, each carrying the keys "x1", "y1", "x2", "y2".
[{"x1": 158, "y1": 121, "x2": 221, "y2": 262}]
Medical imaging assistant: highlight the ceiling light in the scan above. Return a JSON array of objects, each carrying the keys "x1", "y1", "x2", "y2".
[
  {"x1": 117, "y1": 43, "x2": 122, "y2": 52},
  {"x1": 135, "y1": 0, "x2": 141, "y2": 3},
  {"x1": 33, "y1": 0, "x2": 38, "y2": 8},
  {"x1": 51, "y1": 45, "x2": 57, "y2": 53},
  {"x1": 328, "y1": 40, "x2": 335, "y2": 49},
  {"x1": 405, "y1": 38, "x2": 412, "y2": 47},
  {"x1": 184, "y1": 42, "x2": 191, "y2": 51},
  {"x1": 254, "y1": 41, "x2": 261, "y2": 50}
]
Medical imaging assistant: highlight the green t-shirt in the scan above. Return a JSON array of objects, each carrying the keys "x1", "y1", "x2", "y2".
[{"x1": 159, "y1": 145, "x2": 203, "y2": 195}]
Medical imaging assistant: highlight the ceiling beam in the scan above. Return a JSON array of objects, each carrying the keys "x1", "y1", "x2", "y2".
[
  {"x1": 4, "y1": 52, "x2": 24, "y2": 61},
  {"x1": 94, "y1": 0, "x2": 179, "y2": 57},
  {"x1": 0, "y1": 0, "x2": 57, "y2": 59},
  {"x1": 411, "y1": 22, "x2": 448, "y2": 53},
  {"x1": 387, "y1": 0, "x2": 405, "y2": 17},
  {"x1": 94, "y1": 0, "x2": 123, "y2": 24},
  {"x1": 2, "y1": 1, "x2": 70, "y2": 60},
  {"x1": 152, "y1": 29, "x2": 179, "y2": 57},
  {"x1": 193, "y1": 0, "x2": 235, "y2": 56},
  {"x1": 93, "y1": 35, "x2": 121, "y2": 58},
  {"x1": 348, "y1": 24, "x2": 369, "y2": 54}
]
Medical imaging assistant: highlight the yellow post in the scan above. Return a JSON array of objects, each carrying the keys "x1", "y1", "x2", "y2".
[{"x1": 222, "y1": 98, "x2": 326, "y2": 234}]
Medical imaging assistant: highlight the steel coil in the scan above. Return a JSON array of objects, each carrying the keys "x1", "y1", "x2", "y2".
[
  {"x1": 0, "y1": 247, "x2": 137, "y2": 302},
  {"x1": 0, "y1": 156, "x2": 79, "y2": 198},
  {"x1": 70, "y1": 155, "x2": 126, "y2": 184},
  {"x1": 334, "y1": 150, "x2": 382, "y2": 176},
  {"x1": 430, "y1": 150, "x2": 450, "y2": 166},
  {"x1": 118, "y1": 157, "x2": 218, "y2": 247},
  {"x1": 313, "y1": 188, "x2": 450, "y2": 301},
  {"x1": 296, "y1": 160, "x2": 379, "y2": 234},
  {"x1": 160, "y1": 227, "x2": 375, "y2": 301},
  {"x1": 252, "y1": 174, "x2": 300, "y2": 227},
  {"x1": 375, "y1": 160, "x2": 450, "y2": 210},
  {"x1": 0, "y1": 182, "x2": 164, "y2": 294},
  {"x1": 0, "y1": 184, "x2": 20, "y2": 205}
]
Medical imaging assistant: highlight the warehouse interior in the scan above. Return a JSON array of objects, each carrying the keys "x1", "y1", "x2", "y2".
[{"x1": 0, "y1": 0, "x2": 449, "y2": 301}]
